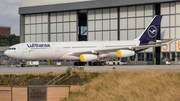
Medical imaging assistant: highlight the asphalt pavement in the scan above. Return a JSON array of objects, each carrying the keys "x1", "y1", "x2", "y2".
[{"x1": 0, "y1": 65, "x2": 180, "y2": 74}]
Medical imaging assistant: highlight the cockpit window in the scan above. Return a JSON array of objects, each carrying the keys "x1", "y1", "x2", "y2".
[{"x1": 8, "y1": 48, "x2": 16, "y2": 50}]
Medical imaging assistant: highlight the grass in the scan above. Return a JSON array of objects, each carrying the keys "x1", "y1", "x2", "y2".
[
  {"x1": 0, "y1": 71, "x2": 62, "y2": 78},
  {"x1": 0, "y1": 71, "x2": 100, "y2": 86},
  {"x1": 56, "y1": 71, "x2": 100, "y2": 85},
  {"x1": 1, "y1": 71, "x2": 180, "y2": 100},
  {"x1": 64, "y1": 71, "x2": 180, "y2": 101},
  {"x1": 0, "y1": 72, "x2": 63, "y2": 85}
]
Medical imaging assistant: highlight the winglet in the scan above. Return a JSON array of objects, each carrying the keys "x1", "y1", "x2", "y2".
[{"x1": 165, "y1": 39, "x2": 176, "y2": 45}]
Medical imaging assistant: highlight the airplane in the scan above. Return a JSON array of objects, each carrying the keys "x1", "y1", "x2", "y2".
[{"x1": 4, "y1": 15, "x2": 175, "y2": 66}]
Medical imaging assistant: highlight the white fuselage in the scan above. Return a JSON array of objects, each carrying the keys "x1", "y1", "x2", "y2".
[
  {"x1": 4, "y1": 16, "x2": 165, "y2": 61},
  {"x1": 4, "y1": 40, "x2": 139, "y2": 60}
]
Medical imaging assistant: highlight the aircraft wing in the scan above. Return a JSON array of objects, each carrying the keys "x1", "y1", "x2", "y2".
[
  {"x1": 130, "y1": 39, "x2": 175, "y2": 50},
  {"x1": 70, "y1": 39, "x2": 175, "y2": 56}
]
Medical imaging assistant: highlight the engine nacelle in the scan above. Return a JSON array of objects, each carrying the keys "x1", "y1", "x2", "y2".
[
  {"x1": 80, "y1": 54, "x2": 98, "y2": 62},
  {"x1": 117, "y1": 50, "x2": 135, "y2": 57}
]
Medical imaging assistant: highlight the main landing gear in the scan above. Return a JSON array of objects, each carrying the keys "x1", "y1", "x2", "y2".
[
  {"x1": 88, "y1": 61, "x2": 105, "y2": 66},
  {"x1": 74, "y1": 54, "x2": 105, "y2": 66},
  {"x1": 87, "y1": 54, "x2": 105, "y2": 66},
  {"x1": 74, "y1": 62, "x2": 85, "y2": 66},
  {"x1": 74, "y1": 61, "x2": 105, "y2": 66}
]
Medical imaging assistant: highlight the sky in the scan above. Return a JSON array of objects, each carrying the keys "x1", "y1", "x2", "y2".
[{"x1": 0, "y1": 0, "x2": 21, "y2": 35}]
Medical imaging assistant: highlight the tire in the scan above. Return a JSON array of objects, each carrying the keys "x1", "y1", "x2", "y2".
[
  {"x1": 91, "y1": 62, "x2": 94, "y2": 66},
  {"x1": 97, "y1": 62, "x2": 100, "y2": 66},
  {"x1": 99, "y1": 62, "x2": 102, "y2": 66},
  {"x1": 77, "y1": 62, "x2": 80, "y2": 66},
  {"x1": 80, "y1": 62, "x2": 84, "y2": 66},
  {"x1": 113, "y1": 62, "x2": 115, "y2": 65},
  {"x1": 117, "y1": 62, "x2": 120, "y2": 65},
  {"x1": 83, "y1": 62, "x2": 85, "y2": 66},
  {"x1": 89, "y1": 62, "x2": 93, "y2": 66},
  {"x1": 74, "y1": 62, "x2": 77, "y2": 66},
  {"x1": 89, "y1": 62, "x2": 92, "y2": 66},
  {"x1": 93, "y1": 62, "x2": 97, "y2": 66}
]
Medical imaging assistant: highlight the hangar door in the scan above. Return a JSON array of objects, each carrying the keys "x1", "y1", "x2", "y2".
[
  {"x1": 50, "y1": 11, "x2": 78, "y2": 42},
  {"x1": 87, "y1": 8, "x2": 118, "y2": 41}
]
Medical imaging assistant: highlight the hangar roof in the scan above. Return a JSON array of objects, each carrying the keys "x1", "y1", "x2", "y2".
[{"x1": 19, "y1": 0, "x2": 178, "y2": 14}]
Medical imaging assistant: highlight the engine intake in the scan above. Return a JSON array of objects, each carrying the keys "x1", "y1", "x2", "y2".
[
  {"x1": 117, "y1": 50, "x2": 135, "y2": 57},
  {"x1": 80, "y1": 54, "x2": 98, "y2": 62}
]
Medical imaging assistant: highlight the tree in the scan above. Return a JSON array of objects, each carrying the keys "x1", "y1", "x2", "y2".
[
  {"x1": 0, "y1": 35, "x2": 8, "y2": 41},
  {"x1": 0, "y1": 34, "x2": 20, "y2": 46},
  {"x1": 0, "y1": 39, "x2": 10, "y2": 46},
  {"x1": 9, "y1": 34, "x2": 20, "y2": 46}
]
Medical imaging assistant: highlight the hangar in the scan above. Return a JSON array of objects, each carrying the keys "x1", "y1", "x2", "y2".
[{"x1": 19, "y1": 0, "x2": 180, "y2": 65}]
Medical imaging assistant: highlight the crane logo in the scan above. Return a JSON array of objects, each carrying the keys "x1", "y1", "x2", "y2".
[{"x1": 148, "y1": 25, "x2": 157, "y2": 38}]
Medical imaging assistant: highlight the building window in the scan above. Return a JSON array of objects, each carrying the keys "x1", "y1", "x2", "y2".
[
  {"x1": 121, "y1": 57, "x2": 127, "y2": 62},
  {"x1": 112, "y1": 57, "x2": 118, "y2": 61},
  {"x1": 24, "y1": 13, "x2": 49, "y2": 42},
  {"x1": 146, "y1": 53, "x2": 153, "y2": 61},
  {"x1": 50, "y1": 11, "x2": 77, "y2": 42},
  {"x1": 171, "y1": 52, "x2": 175, "y2": 61},
  {"x1": 119, "y1": 5, "x2": 154, "y2": 41},
  {"x1": 177, "y1": 53, "x2": 180, "y2": 61},
  {"x1": 130, "y1": 55, "x2": 135, "y2": 61},
  {"x1": 162, "y1": 53, "x2": 170, "y2": 61},
  {"x1": 88, "y1": 8, "x2": 118, "y2": 41},
  {"x1": 138, "y1": 53, "x2": 144, "y2": 61}
]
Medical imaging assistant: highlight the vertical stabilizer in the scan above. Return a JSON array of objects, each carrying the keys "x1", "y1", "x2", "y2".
[{"x1": 136, "y1": 15, "x2": 162, "y2": 45}]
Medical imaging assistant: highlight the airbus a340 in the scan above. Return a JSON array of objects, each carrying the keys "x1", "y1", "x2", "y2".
[{"x1": 4, "y1": 15, "x2": 175, "y2": 66}]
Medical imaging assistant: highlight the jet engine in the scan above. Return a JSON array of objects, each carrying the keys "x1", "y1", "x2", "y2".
[
  {"x1": 80, "y1": 54, "x2": 98, "y2": 62},
  {"x1": 117, "y1": 50, "x2": 135, "y2": 57}
]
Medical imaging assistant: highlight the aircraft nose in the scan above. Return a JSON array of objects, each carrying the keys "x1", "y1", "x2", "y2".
[{"x1": 4, "y1": 50, "x2": 9, "y2": 56}]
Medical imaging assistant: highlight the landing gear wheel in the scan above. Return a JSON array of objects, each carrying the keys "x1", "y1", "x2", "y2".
[
  {"x1": 80, "y1": 62, "x2": 85, "y2": 66},
  {"x1": 77, "y1": 62, "x2": 80, "y2": 66},
  {"x1": 74, "y1": 62, "x2": 77, "y2": 66},
  {"x1": 99, "y1": 62, "x2": 102, "y2": 66},
  {"x1": 97, "y1": 62, "x2": 100, "y2": 66},
  {"x1": 93, "y1": 62, "x2": 97, "y2": 66},
  {"x1": 83, "y1": 62, "x2": 85, "y2": 66},
  {"x1": 89, "y1": 62, "x2": 93, "y2": 66}
]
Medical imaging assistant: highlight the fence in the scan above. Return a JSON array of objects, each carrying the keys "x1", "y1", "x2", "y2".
[{"x1": 0, "y1": 85, "x2": 80, "y2": 101}]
